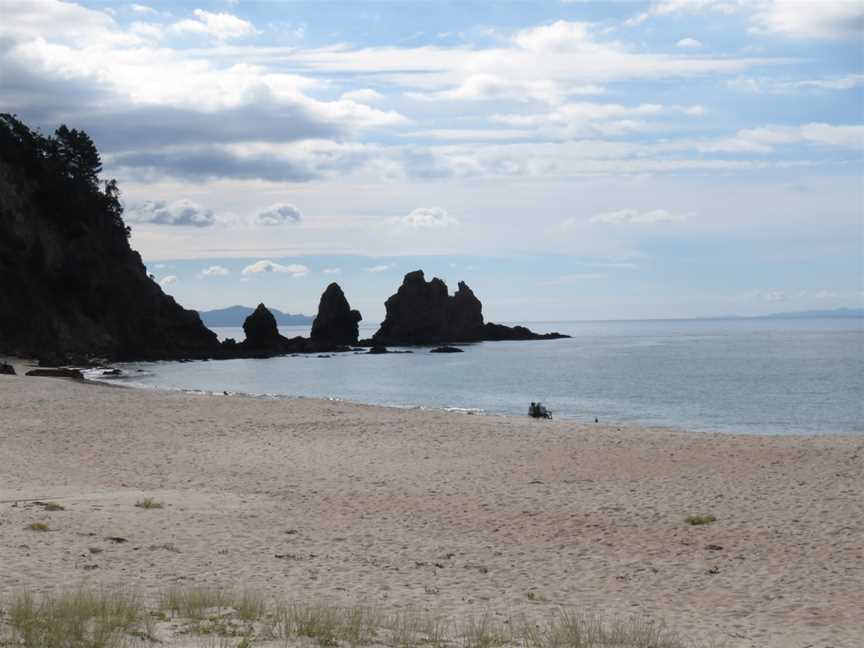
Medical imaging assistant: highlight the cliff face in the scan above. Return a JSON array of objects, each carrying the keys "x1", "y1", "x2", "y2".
[
  {"x1": 371, "y1": 270, "x2": 567, "y2": 345},
  {"x1": 0, "y1": 115, "x2": 219, "y2": 361}
]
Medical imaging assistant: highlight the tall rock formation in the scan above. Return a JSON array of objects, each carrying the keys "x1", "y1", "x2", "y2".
[
  {"x1": 371, "y1": 270, "x2": 567, "y2": 345},
  {"x1": 0, "y1": 114, "x2": 219, "y2": 361},
  {"x1": 242, "y1": 303, "x2": 286, "y2": 350},
  {"x1": 310, "y1": 283, "x2": 362, "y2": 346}
]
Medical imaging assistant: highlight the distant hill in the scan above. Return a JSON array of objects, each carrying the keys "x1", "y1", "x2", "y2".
[
  {"x1": 761, "y1": 308, "x2": 863, "y2": 320},
  {"x1": 199, "y1": 305, "x2": 313, "y2": 327}
]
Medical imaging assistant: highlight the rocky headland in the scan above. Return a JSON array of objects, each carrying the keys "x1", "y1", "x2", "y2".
[
  {"x1": 0, "y1": 114, "x2": 219, "y2": 363},
  {"x1": 0, "y1": 115, "x2": 566, "y2": 365}
]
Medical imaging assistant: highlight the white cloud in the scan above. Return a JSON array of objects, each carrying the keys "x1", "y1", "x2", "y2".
[
  {"x1": 676, "y1": 37, "x2": 703, "y2": 48},
  {"x1": 406, "y1": 74, "x2": 603, "y2": 105},
  {"x1": 750, "y1": 0, "x2": 864, "y2": 39},
  {"x1": 393, "y1": 207, "x2": 460, "y2": 228},
  {"x1": 366, "y1": 264, "x2": 392, "y2": 273},
  {"x1": 541, "y1": 273, "x2": 606, "y2": 285},
  {"x1": 758, "y1": 290, "x2": 788, "y2": 302},
  {"x1": 241, "y1": 260, "x2": 310, "y2": 277},
  {"x1": 514, "y1": 20, "x2": 591, "y2": 51},
  {"x1": 254, "y1": 203, "x2": 302, "y2": 226},
  {"x1": 322, "y1": 267, "x2": 342, "y2": 275},
  {"x1": 201, "y1": 265, "x2": 230, "y2": 276},
  {"x1": 0, "y1": 0, "x2": 141, "y2": 46},
  {"x1": 588, "y1": 209, "x2": 689, "y2": 225},
  {"x1": 627, "y1": 0, "x2": 738, "y2": 27},
  {"x1": 340, "y1": 88, "x2": 385, "y2": 103},
  {"x1": 490, "y1": 102, "x2": 664, "y2": 138},
  {"x1": 696, "y1": 123, "x2": 864, "y2": 153},
  {"x1": 159, "y1": 275, "x2": 178, "y2": 287},
  {"x1": 126, "y1": 199, "x2": 216, "y2": 226},
  {"x1": 729, "y1": 74, "x2": 864, "y2": 93},
  {"x1": 172, "y1": 9, "x2": 256, "y2": 41},
  {"x1": 813, "y1": 290, "x2": 839, "y2": 299},
  {"x1": 131, "y1": 4, "x2": 157, "y2": 15}
]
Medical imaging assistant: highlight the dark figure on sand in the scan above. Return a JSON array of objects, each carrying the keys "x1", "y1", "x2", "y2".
[{"x1": 529, "y1": 402, "x2": 552, "y2": 419}]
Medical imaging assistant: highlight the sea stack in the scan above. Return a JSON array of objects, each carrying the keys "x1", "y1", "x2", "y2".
[
  {"x1": 310, "y1": 283, "x2": 362, "y2": 346},
  {"x1": 241, "y1": 303, "x2": 286, "y2": 350},
  {"x1": 370, "y1": 270, "x2": 567, "y2": 345}
]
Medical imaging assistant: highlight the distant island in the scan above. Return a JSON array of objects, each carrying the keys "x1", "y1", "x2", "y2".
[
  {"x1": 199, "y1": 306, "x2": 313, "y2": 327},
  {"x1": 704, "y1": 307, "x2": 864, "y2": 321},
  {"x1": 758, "y1": 308, "x2": 863, "y2": 320}
]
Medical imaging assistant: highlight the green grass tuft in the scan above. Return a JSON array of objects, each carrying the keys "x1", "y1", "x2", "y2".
[
  {"x1": 26, "y1": 522, "x2": 49, "y2": 532},
  {"x1": 685, "y1": 515, "x2": 717, "y2": 526},
  {"x1": 4, "y1": 590, "x2": 146, "y2": 648},
  {"x1": 134, "y1": 497, "x2": 164, "y2": 509}
]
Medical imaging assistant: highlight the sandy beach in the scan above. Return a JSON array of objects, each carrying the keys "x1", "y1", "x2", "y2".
[{"x1": 0, "y1": 370, "x2": 862, "y2": 647}]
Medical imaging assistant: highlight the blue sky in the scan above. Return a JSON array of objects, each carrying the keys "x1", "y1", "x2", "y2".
[{"x1": 2, "y1": 0, "x2": 862, "y2": 322}]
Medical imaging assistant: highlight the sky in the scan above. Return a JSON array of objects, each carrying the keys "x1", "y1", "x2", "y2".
[{"x1": 2, "y1": 0, "x2": 862, "y2": 322}]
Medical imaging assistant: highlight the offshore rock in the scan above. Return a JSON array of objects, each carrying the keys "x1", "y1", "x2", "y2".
[
  {"x1": 310, "y1": 283, "x2": 362, "y2": 346},
  {"x1": 0, "y1": 363, "x2": 15, "y2": 375},
  {"x1": 242, "y1": 303, "x2": 285, "y2": 350},
  {"x1": 370, "y1": 270, "x2": 569, "y2": 345},
  {"x1": 26, "y1": 368, "x2": 84, "y2": 379}
]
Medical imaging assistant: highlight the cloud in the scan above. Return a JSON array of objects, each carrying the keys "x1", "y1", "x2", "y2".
[
  {"x1": 241, "y1": 260, "x2": 310, "y2": 277},
  {"x1": 172, "y1": 9, "x2": 257, "y2": 41},
  {"x1": 541, "y1": 273, "x2": 606, "y2": 285},
  {"x1": 729, "y1": 74, "x2": 864, "y2": 93},
  {"x1": 255, "y1": 203, "x2": 302, "y2": 226},
  {"x1": 159, "y1": 275, "x2": 178, "y2": 287},
  {"x1": 366, "y1": 264, "x2": 392, "y2": 273},
  {"x1": 695, "y1": 123, "x2": 864, "y2": 153},
  {"x1": 676, "y1": 38, "x2": 702, "y2": 48},
  {"x1": 322, "y1": 267, "x2": 342, "y2": 275},
  {"x1": 340, "y1": 88, "x2": 385, "y2": 103},
  {"x1": 626, "y1": 0, "x2": 738, "y2": 27},
  {"x1": 126, "y1": 199, "x2": 216, "y2": 226},
  {"x1": 130, "y1": 4, "x2": 157, "y2": 15},
  {"x1": 393, "y1": 207, "x2": 460, "y2": 228},
  {"x1": 200, "y1": 265, "x2": 230, "y2": 276},
  {"x1": 758, "y1": 290, "x2": 788, "y2": 302},
  {"x1": 406, "y1": 74, "x2": 603, "y2": 105},
  {"x1": 588, "y1": 209, "x2": 689, "y2": 224},
  {"x1": 490, "y1": 102, "x2": 665, "y2": 138},
  {"x1": 750, "y1": 0, "x2": 864, "y2": 39}
]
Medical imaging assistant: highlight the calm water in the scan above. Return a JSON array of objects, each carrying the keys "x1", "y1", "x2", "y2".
[{"x1": 98, "y1": 318, "x2": 864, "y2": 435}]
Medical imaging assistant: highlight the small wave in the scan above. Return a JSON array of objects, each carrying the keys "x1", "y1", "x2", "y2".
[{"x1": 443, "y1": 407, "x2": 486, "y2": 415}]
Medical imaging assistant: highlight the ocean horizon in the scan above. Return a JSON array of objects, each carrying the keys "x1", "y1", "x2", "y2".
[{"x1": 95, "y1": 316, "x2": 864, "y2": 437}]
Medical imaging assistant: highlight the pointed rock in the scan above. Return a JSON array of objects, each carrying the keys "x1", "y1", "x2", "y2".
[
  {"x1": 310, "y1": 283, "x2": 362, "y2": 345},
  {"x1": 242, "y1": 303, "x2": 283, "y2": 349}
]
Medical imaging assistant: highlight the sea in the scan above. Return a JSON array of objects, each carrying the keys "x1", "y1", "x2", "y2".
[{"x1": 93, "y1": 318, "x2": 864, "y2": 436}]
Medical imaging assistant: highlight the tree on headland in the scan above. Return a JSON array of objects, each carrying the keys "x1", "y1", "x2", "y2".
[
  {"x1": 52, "y1": 124, "x2": 103, "y2": 187},
  {"x1": 0, "y1": 113, "x2": 129, "y2": 239}
]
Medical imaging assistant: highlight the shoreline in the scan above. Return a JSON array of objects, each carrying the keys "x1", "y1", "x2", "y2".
[
  {"x1": 2, "y1": 373, "x2": 863, "y2": 647},
  {"x1": 6, "y1": 354, "x2": 863, "y2": 438}
]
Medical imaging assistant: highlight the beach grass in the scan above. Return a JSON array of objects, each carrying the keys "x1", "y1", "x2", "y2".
[
  {"x1": 685, "y1": 515, "x2": 717, "y2": 526},
  {"x1": 134, "y1": 497, "x2": 164, "y2": 509},
  {"x1": 25, "y1": 522, "x2": 49, "y2": 532},
  {"x1": 2, "y1": 589, "x2": 148, "y2": 648},
  {"x1": 0, "y1": 588, "x2": 719, "y2": 648},
  {"x1": 40, "y1": 501, "x2": 65, "y2": 511}
]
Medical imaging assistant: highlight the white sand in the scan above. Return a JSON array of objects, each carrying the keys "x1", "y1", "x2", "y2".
[{"x1": 0, "y1": 372, "x2": 861, "y2": 647}]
